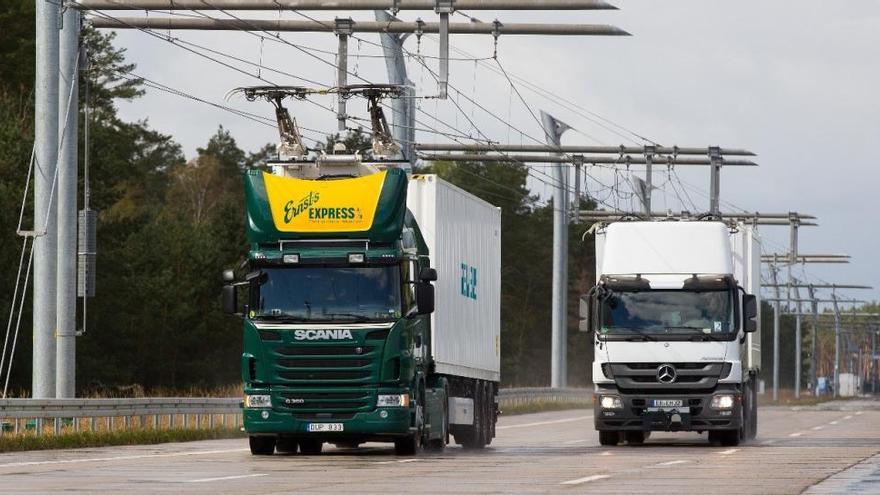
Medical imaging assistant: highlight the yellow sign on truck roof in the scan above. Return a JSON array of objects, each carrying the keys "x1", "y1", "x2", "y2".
[{"x1": 262, "y1": 171, "x2": 387, "y2": 233}]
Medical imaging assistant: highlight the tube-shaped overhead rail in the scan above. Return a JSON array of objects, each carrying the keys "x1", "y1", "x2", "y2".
[
  {"x1": 415, "y1": 143, "x2": 756, "y2": 156},
  {"x1": 763, "y1": 283, "x2": 871, "y2": 289},
  {"x1": 764, "y1": 298, "x2": 869, "y2": 304},
  {"x1": 75, "y1": 0, "x2": 619, "y2": 10},
  {"x1": 580, "y1": 211, "x2": 814, "y2": 219},
  {"x1": 418, "y1": 153, "x2": 757, "y2": 165},
  {"x1": 762, "y1": 254, "x2": 850, "y2": 263},
  {"x1": 88, "y1": 16, "x2": 630, "y2": 35}
]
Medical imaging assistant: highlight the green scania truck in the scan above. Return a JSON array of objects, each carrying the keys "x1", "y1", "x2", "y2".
[{"x1": 222, "y1": 150, "x2": 501, "y2": 456}]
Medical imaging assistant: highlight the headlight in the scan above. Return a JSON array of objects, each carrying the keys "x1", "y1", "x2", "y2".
[
  {"x1": 710, "y1": 394, "x2": 735, "y2": 410},
  {"x1": 245, "y1": 394, "x2": 272, "y2": 408},
  {"x1": 377, "y1": 394, "x2": 410, "y2": 407},
  {"x1": 599, "y1": 395, "x2": 623, "y2": 409}
]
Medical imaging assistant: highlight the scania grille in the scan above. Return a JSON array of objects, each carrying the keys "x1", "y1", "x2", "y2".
[
  {"x1": 268, "y1": 343, "x2": 382, "y2": 385},
  {"x1": 277, "y1": 390, "x2": 375, "y2": 413}
]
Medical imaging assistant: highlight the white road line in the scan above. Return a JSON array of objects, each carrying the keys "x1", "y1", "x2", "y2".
[
  {"x1": 563, "y1": 439, "x2": 588, "y2": 445},
  {"x1": 829, "y1": 420, "x2": 839, "y2": 425},
  {"x1": 856, "y1": 411, "x2": 864, "y2": 416},
  {"x1": 843, "y1": 415, "x2": 853, "y2": 420},
  {"x1": 560, "y1": 474, "x2": 610, "y2": 485},
  {"x1": 186, "y1": 474, "x2": 267, "y2": 483},
  {"x1": 717, "y1": 449, "x2": 739, "y2": 455},
  {"x1": 761, "y1": 439, "x2": 777, "y2": 445},
  {"x1": 600, "y1": 451, "x2": 613, "y2": 456},
  {"x1": 497, "y1": 416, "x2": 591, "y2": 430},
  {"x1": 812, "y1": 426, "x2": 824, "y2": 431},
  {"x1": 0, "y1": 448, "x2": 250, "y2": 469},
  {"x1": 789, "y1": 432, "x2": 803, "y2": 437},
  {"x1": 653, "y1": 460, "x2": 691, "y2": 467},
  {"x1": 375, "y1": 458, "x2": 420, "y2": 465}
]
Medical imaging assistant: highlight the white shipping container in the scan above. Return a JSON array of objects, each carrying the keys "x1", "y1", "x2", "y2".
[
  {"x1": 730, "y1": 223, "x2": 762, "y2": 371},
  {"x1": 407, "y1": 175, "x2": 501, "y2": 382}
]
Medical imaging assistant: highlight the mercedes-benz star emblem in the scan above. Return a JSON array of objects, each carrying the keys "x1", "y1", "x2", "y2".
[{"x1": 657, "y1": 364, "x2": 677, "y2": 384}]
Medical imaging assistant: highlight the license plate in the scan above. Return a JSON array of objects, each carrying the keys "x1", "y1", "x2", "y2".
[
  {"x1": 652, "y1": 399, "x2": 684, "y2": 408},
  {"x1": 307, "y1": 423, "x2": 344, "y2": 432}
]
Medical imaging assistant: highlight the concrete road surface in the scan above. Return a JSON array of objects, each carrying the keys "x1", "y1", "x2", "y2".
[{"x1": 2, "y1": 399, "x2": 879, "y2": 494}]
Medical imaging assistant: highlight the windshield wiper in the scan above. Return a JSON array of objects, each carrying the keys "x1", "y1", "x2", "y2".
[
  {"x1": 318, "y1": 312, "x2": 376, "y2": 323},
  {"x1": 254, "y1": 314, "x2": 311, "y2": 323},
  {"x1": 602, "y1": 328, "x2": 656, "y2": 341}
]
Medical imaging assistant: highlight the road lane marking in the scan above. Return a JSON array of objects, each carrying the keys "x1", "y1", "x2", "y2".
[
  {"x1": 829, "y1": 420, "x2": 839, "y2": 425},
  {"x1": 497, "y1": 416, "x2": 591, "y2": 430},
  {"x1": 789, "y1": 432, "x2": 803, "y2": 437},
  {"x1": 563, "y1": 439, "x2": 588, "y2": 445},
  {"x1": 856, "y1": 411, "x2": 864, "y2": 416},
  {"x1": 761, "y1": 439, "x2": 777, "y2": 445},
  {"x1": 600, "y1": 451, "x2": 613, "y2": 456},
  {"x1": 560, "y1": 474, "x2": 610, "y2": 485},
  {"x1": 0, "y1": 448, "x2": 250, "y2": 469},
  {"x1": 186, "y1": 474, "x2": 267, "y2": 483},
  {"x1": 375, "y1": 459, "x2": 420, "y2": 465},
  {"x1": 717, "y1": 449, "x2": 739, "y2": 455},
  {"x1": 843, "y1": 415, "x2": 853, "y2": 420},
  {"x1": 812, "y1": 426, "x2": 824, "y2": 431},
  {"x1": 653, "y1": 460, "x2": 691, "y2": 467}
]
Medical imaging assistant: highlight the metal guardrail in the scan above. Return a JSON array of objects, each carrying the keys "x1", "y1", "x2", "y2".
[{"x1": 0, "y1": 388, "x2": 592, "y2": 435}]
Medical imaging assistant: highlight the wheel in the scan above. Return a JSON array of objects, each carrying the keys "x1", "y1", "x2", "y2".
[
  {"x1": 298, "y1": 439, "x2": 323, "y2": 455},
  {"x1": 249, "y1": 436, "x2": 276, "y2": 456},
  {"x1": 426, "y1": 386, "x2": 448, "y2": 451},
  {"x1": 395, "y1": 401, "x2": 425, "y2": 456},
  {"x1": 275, "y1": 438, "x2": 298, "y2": 454},
  {"x1": 457, "y1": 381, "x2": 487, "y2": 449},
  {"x1": 598, "y1": 430, "x2": 620, "y2": 446},
  {"x1": 481, "y1": 381, "x2": 492, "y2": 446},
  {"x1": 624, "y1": 431, "x2": 646, "y2": 445}
]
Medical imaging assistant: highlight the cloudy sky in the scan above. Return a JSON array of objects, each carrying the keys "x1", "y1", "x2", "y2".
[{"x1": 107, "y1": 1, "x2": 880, "y2": 304}]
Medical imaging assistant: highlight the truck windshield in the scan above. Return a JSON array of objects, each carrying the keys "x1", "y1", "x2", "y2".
[
  {"x1": 250, "y1": 266, "x2": 402, "y2": 322},
  {"x1": 599, "y1": 290, "x2": 734, "y2": 337}
]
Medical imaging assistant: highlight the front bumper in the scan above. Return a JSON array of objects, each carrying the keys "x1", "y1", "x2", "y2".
[
  {"x1": 243, "y1": 388, "x2": 413, "y2": 440},
  {"x1": 594, "y1": 385, "x2": 742, "y2": 432}
]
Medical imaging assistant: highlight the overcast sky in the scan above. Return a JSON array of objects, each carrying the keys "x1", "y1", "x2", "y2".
[{"x1": 109, "y1": 0, "x2": 880, "y2": 304}]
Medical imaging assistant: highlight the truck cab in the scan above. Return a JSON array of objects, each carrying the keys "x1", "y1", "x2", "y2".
[{"x1": 583, "y1": 221, "x2": 761, "y2": 446}]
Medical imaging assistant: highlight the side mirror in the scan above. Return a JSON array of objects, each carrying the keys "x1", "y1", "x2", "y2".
[
  {"x1": 415, "y1": 282, "x2": 435, "y2": 315},
  {"x1": 222, "y1": 269, "x2": 235, "y2": 283},
  {"x1": 578, "y1": 295, "x2": 593, "y2": 333},
  {"x1": 742, "y1": 294, "x2": 757, "y2": 333},
  {"x1": 222, "y1": 285, "x2": 238, "y2": 315},
  {"x1": 419, "y1": 267, "x2": 438, "y2": 282}
]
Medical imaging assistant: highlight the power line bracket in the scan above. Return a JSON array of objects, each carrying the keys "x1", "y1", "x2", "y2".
[{"x1": 435, "y1": 0, "x2": 455, "y2": 99}]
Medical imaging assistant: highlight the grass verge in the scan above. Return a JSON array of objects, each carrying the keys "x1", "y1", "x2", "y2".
[{"x1": 0, "y1": 427, "x2": 246, "y2": 453}]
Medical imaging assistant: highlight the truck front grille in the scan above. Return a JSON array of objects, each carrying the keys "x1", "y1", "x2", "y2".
[
  {"x1": 611, "y1": 362, "x2": 726, "y2": 392},
  {"x1": 277, "y1": 389, "x2": 374, "y2": 413}
]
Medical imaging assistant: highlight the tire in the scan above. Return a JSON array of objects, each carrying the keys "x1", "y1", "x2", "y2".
[
  {"x1": 426, "y1": 386, "x2": 448, "y2": 452},
  {"x1": 249, "y1": 436, "x2": 276, "y2": 456},
  {"x1": 275, "y1": 438, "x2": 298, "y2": 454},
  {"x1": 395, "y1": 401, "x2": 425, "y2": 456},
  {"x1": 598, "y1": 430, "x2": 620, "y2": 446},
  {"x1": 298, "y1": 439, "x2": 323, "y2": 455},
  {"x1": 624, "y1": 431, "x2": 646, "y2": 445},
  {"x1": 458, "y1": 381, "x2": 487, "y2": 449}
]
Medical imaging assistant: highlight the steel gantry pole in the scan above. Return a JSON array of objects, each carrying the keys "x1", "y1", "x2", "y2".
[
  {"x1": 541, "y1": 110, "x2": 572, "y2": 388},
  {"x1": 375, "y1": 9, "x2": 415, "y2": 165},
  {"x1": 34, "y1": 0, "x2": 62, "y2": 399},
  {"x1": 788, "y1": 213, "x2": 801, "y2": 399},
  {"x1": 643, "y1": 145, "x2": 654, "y2": 216},
  {"x1": 335, "y1": 18, "x2": 352, "y2": 132},
  {"x1": 807, "y1": 284, "x2": 819, "y2": 394},
  {"x1": 770, "y1": 256, "x2": 781, "y2": 401},
  {"x1": 56, "y1": 6, "x2": 81, "y2": 399},
  {"x1": 831, "y1": 292, "x2": 841, "y2": 398}
]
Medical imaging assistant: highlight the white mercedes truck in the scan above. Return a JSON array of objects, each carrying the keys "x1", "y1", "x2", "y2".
[{"x1": 582, "y1": 220, "x2": 761, "y2": 446}]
